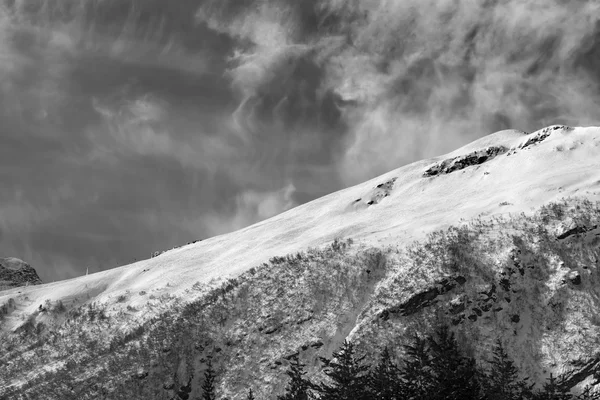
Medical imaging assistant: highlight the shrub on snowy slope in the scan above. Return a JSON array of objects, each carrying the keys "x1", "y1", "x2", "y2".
[{"x1": 2, "y1": 198, "x2": 600, "y2": 399}]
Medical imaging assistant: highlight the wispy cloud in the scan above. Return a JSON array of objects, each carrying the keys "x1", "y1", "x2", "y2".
[
  {"x1": 3, "y1": 0, "x2": 600, "y2": 281},
  {"x1": 198, "y1": 0, "x2": 600, "y2": 183},
  {"x1": 198, "y1": 183, "x2": 297, "y2": 236}
]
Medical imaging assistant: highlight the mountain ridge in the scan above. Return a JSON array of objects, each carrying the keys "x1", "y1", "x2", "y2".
[{"x1": 2, "y1": 125, "x2": 600, "y2": 398}]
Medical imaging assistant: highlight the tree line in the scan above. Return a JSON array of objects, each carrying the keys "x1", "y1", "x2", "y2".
[{"x1": 197, "y1": 325, "x2": 599, "y2": 400}]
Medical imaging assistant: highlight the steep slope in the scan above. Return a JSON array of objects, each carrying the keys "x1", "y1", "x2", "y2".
[
  {"x1": 2, "y1": 125, "x2": 599, "y2": 320},
  {"x1": 0, "y1": 258, "x2": 42, "y2": 290},
  {"x1": 1, "y1": 125, "x2": 600, "y2": 399}
]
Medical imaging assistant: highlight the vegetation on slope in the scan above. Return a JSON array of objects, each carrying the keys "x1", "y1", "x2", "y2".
[{"x1": 1, "y1": 198, "x2": 599, "y2": 399}]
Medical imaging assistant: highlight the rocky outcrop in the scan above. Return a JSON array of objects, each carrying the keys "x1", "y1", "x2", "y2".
[
  {"x1": 425, "y1": 126, "x2": 573, "y2": 178},
  {"x1": 557, "y1": 225, "x2": 599, "y2": 240},
  {"x1": 378, "y1": 275, "x2": 466, "y2": 320},
  {"x1": 424, "y1": 146, "x2": 508, "y2": 177},
  {"x1": 0, "y1": 258, "x2": 42, "y2": 290},
  {"x1": 358, "y1": 177, "x2": 397, "y2": 206},
  {"x1": 518, "y1": 125, "x2": 570, "y2": 150},
  {"x1": 561, "y1": 357, "x2": 600, "y2": 390}
]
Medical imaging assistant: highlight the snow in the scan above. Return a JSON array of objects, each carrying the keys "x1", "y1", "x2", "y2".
[{"x1": 1, "y1": 125, "x2": 600, "y2": 335}]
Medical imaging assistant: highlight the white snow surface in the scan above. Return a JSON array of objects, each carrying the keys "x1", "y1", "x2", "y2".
[{"x1": 1, "y1": 125, "x2": 600, "y2": 330}]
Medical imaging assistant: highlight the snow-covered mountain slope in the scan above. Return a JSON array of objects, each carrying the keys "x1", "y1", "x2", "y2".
[
  {"x1": 2, "y1": 125, "x2": 599, "y2": 323},
  {"x1": 2, "y1": 125, "x2": 600, "y2": 399}
]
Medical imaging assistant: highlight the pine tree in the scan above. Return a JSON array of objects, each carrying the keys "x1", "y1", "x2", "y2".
[
  {"x1": 484, "y1": 339, "x2": 534, "y2": 400},
  {"x1": 533, "y1": 373, "x2": 600, "y2": 400},
  {"x1": 278, "y1": 353, "x2": 314, "y2": 400},
  {"x1": 426, "y1": 325, "x2": 481, "y2": 400},
  {"x1": 534, "y1": 373, "x2": 573, "y2": 400},
  {"x1": 367, "y1": 347, "x2": 403, "y2": 399},
  {"x1": 201, "y1": 358, "x2": 216, "y2": 400},
  {"x1": 399, "y1": 334, "x2": 435, "y2": 400},
  {"x1": 247, "y1": 388, "x2": 256, "y2": 400},
  {"x1": 318, "y1": 340, "x2": 370, "y2": 400},
  {"x1": 576, "y1": 384, "x2": 600, "y2": 400}
]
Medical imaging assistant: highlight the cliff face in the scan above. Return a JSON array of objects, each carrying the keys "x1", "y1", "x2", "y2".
[{"x1": 0, "y1": 258, "x2": 42, "y2": 290}]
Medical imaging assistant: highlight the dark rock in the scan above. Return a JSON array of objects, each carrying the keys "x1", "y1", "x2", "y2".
[
  {"x1": 135, "y1": 370, "x2": 148, "y2": 380},
  {"x1": 264, "y1": 325, "x2": 281, "y2": 335},
  {"x1": 454, "y1": 276, "x2": 467, "y2": 285},
  {"x1": 367, "y1": 178, "x2": 397, "y2": 205},
  {"x1": 284, "y1": 352, "x2": 299, "y2": 360},
  {"x1": 473, "y1": 307, "x2": 483, "y2": 316},
  {"x1": 519, "y1": 131, "x2": 551, "y2": 150},
  {"x1": 424, "y1": 146, "x2": 508, "y2": 177},
  {"x1": 511, "y1": 314, "x2": 520, "y2": 323},
  {"x1": 0, "y1": 258, "x2": 42, "y2": 290},
  {"x1": 177, "y1": 379, "x2": 192, "y2": 400},
  {"x1": 449, "y1": 302, "x2": 466, "y2": 315},
  {"x1": 468, "y1": 314, "x2": 478, "y2": 322},
  {"x1": 568, "y1": 271, "x2": 582, "y2": 285},
  {"x1": 310, "y1": 341, "x2": 324, "y2": 349},
  {"x1": 385, "y1": 276, "x2": 466, "y2": 316},
  {"x1": 557, "y1": 356, "x2": 600, "y2": 390},
  {"x1": 557, "y1": 225, "x2": 597, "y2": 240},
  {"x1": 479, "y1": 284, "x2": 496, "y2": 298},
  {"x1": 518, "y1": 126, "x2": 569, "y2": 151},
  {"x1": 296, "y1": 315, "x2": 312, "y2": 324}
]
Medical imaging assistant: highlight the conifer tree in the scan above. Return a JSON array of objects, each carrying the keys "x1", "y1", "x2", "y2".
[
  {"x1": 318, "y1": 340, "x2": 370, "y2": 400},
  {"x1": 576, "y1": 384, "x2": 600, "y2": 400},
  {"x1": 534, "y1": 373, "x2": 573, "y2": 400},
  {"x1": 201, "y1": 358, "x2": 216, "y2": 400},
  {"x1": 278, "y1": 353, "x2": 314, "y2": 400},
  {"x1": 426, "y1": 325, "x2": 481, "y2": 400},
  {"x1": 367, "y1": 347, "x2": 403, "y2": 400},
  {"x1": 533, "y1": 373, "x2": 600, "y2": 400},
  {"x1": 400, "y1": 334, "x2": 435, "y2": 400},
  {"x1": 247, "y1": 388, "x2": 256, "y2": 400},
  {"x1": 484, "y1": 339, "x2": 534, "y2": 400}
]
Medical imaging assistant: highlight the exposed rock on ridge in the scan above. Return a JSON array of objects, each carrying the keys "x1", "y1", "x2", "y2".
[
  {"x1": 424, "y1": 125, "x2": 574, "y2": 177},
  {"x1": 0, "y1": 258, "x2": 42, "y2": 290},
  {"x1": 424, "y1": 146, "x2": 508, "y2": 176}
]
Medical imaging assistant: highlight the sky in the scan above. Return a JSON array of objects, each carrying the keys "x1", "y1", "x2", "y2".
[{"x1": 2, "y1": 0, "x2": 600, "y2": 282}]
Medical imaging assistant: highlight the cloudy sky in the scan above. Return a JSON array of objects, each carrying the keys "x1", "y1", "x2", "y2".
[{"x1": 2, "y1": 0, "x2": 600, "y2": 282}]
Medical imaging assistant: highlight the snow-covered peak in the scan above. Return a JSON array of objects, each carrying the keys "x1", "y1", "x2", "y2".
[
  {"x1": 2, "y1": 125, "x2": 600, "y2": 399},
  {"x1": 2, "y1": 126, "x2": 600, "y2": 325}
]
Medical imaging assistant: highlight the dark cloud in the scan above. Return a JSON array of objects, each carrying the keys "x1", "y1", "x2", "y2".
[{"x1": 2, "y1": 0, "x2": 600, "y2": 282}]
